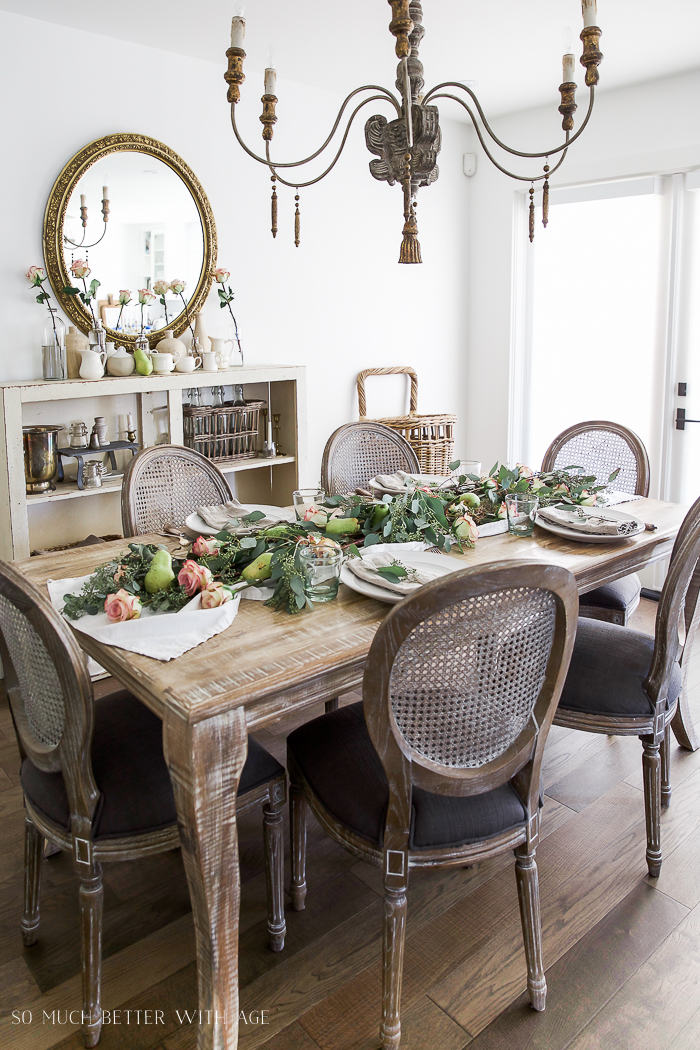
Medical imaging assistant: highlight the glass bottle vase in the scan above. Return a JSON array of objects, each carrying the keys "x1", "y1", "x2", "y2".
[{"x1": 41, "y1": 309, "x2": 66, "y2": 381}]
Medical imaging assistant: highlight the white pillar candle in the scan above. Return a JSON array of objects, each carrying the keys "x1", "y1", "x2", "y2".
[
  {"x1": 127, "y1": 412, "x2": 134, "y2": 430},
  {"x1": 102, "y1": 185, "x2": 108, "y2": 199},
  {"x1": 230, "y1": 15, "x2": 245, "y2": 48},
  {"x1": 264, "y1": 67, "x2": 277, "y2": 94},
  {"x1": 267, "y1": 421, "x2": 273, "y2": 447},
  {"x1": 562, "y1": 53, "x2": 576, "y2": 83},
  {"x1": 80, "y1": 194, "x2": 86, "y2": 208},
  {"x1": 582, "y1": 0, "x2": 598, "y2": 28}
]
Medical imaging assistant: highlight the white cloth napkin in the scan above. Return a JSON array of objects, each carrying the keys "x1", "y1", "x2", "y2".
[
  {"x1": 47, "y1": 575, "x2": 240, "y2": 662},
  {"x1": 196, "y1": 499, "x2": 289, "y2": 533},
  {"x1": 348, "y1": 548, "x2": 440, "y2": 596},
  {"x1": 537, "y1": 508, "x2": 626, "y2": 535},
  {"x1": 367, "y1": 471, "x2": 457, "y2": 498}
]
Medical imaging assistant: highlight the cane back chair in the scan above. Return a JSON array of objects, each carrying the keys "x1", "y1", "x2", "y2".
[
  {"x1": 121, "y1": 444, "x2": 232, "y2": 537},
  {"x1": 542, "y1": 421, "x2": 651, "y2": 626},
  {"x1": 321, "y1": 421, "x2": 420, "y2": 497},
  {"x1": 554, "y1": 493, "x2": 700, "y2": 877},
  {"x1": 287, "y1": 561, "x2": 578, "y2": 1048},
  {"x1": 0, "y1": 562, "x2": 286, "y2": 1048}
]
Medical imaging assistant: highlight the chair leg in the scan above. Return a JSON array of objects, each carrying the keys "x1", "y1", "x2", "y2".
[
  {"x1": 661, "y1": 724, "x2": 672, "y2": 808},
  {"x1": 262, "y1": 795, "x2": 286, "y2": 952},
  {"x1": 514, "y1": 844, "x2": 547, "y2": 1011},
  {"x1": 79, "y1": 866, "x2": 104, "y2": 1047},
  {"x1": 325, "y1": 697, "x2": 339, "y2": 713},
  {"x1": 380, "y1": 883, "x2": 408, "y2": 1050},
  {"x1": 641, "y1": 736, "x2": 662, "y2": 878},
  {"x1": 21, "y1": 819, "x2": 43, "y2": 946},
  {"x1": 671, "y1": 684, "x2": 700, "y2": 752},
  {"x1": 289, "y1": 778, "x2": 308, "y2": 911}
]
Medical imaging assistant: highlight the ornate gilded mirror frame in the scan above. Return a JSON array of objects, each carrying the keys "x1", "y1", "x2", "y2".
[{"x1": 43, "y1": 132, "x2": 217, "y2": 348}]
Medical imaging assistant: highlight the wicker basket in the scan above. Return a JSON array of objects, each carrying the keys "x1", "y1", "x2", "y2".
[
  {"x1": 357, "y1": 367, "x2": 456, "y2": 475},
  {"x1": 183, "y1": 399, "x2": 265, "y2": 464}
]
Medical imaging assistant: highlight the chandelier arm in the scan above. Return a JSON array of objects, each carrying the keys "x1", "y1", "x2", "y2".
[
  {"x1": 230, "y1": 85, "x2": 401, "y2": 169},
  {"x1": 263, "y1": 95, "x2": 396, "y2": 189},
  {"x1": 64, "y1": 224, "x2": 109, "y2": 251},
  {"x1": 430, "y1": 94, "x2": 569, "y2": 182},
  {"x1": 423, "y1": 82, "x2": 595, "y2": 158}
]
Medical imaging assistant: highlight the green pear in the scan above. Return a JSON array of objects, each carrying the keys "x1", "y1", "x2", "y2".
[
  {"x1": 326, "y1": 516, "x2": 360, "y2": 536},
  {"x1": 144, "y1": 549, "x2": 175, "y2": 594},
  {"x1": 241, "y1": 552, "x2": 273, "y2": 581},
  {"x1": 134, "y1": 348, "x2": 153, "y2": 376}
]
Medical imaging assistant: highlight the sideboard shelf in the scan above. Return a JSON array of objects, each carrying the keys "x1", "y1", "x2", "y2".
[{"x1": 0, "y1": 366, "x2": 306, "y2": 560}]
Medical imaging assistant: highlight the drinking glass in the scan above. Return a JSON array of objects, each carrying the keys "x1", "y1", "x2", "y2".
[
  {"x1": 299, "y1": 546, "x2": 342, "y2": 602},
  {"x1": 505, "y1": 494, "x2": 539, "y2": 536},
  {"x1": 293, "y1": 487, "x2": 325, "y2": 521}
]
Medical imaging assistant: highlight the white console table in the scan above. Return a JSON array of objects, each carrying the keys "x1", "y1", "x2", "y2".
[{"x1": 0, "y1": 365, "x2": 306, "y2": 561}]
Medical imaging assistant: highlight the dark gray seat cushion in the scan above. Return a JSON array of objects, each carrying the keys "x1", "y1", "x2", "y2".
[
  {"x1": 558, "y1": 618, "x2": 681, "y2": 718},
  {"x1": 580, "y1": 574, "x2": 641, "y2": 612},
  {"x1": 21, "y1": 690, "x2": 284, "y2": 840},
  {"x1": 287, "y1": 702, "x2": 527, "y2": 851}
]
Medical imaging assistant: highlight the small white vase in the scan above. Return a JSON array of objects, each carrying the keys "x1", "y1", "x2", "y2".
[
  {"x1": 194, "y1": 312, "x2": 211, "y2": 355},
  {"x1": 156, "y1": 329, "x2": 186, "y2": 360},
  {"x1": 106, "y1": 347, "x2": 136, "y2": 377}
]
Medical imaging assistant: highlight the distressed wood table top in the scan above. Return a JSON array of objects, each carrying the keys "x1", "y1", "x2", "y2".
[{"x1": 18, "y1": 498, "x2": 684, "y2": 730}]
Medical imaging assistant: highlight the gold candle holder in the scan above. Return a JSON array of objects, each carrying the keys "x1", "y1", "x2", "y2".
[
  {"x1": 224, "y1": 46, "x2": 246, "y2": 104},
  {"x1": 558, "y1": 83, "x2": 578, "y2": 131},
  {"x1": 260, "y1": 94, "x2": 278, "y2": 140},
  {"x1": 580, "y1": 26, "x2": 603, "y2": 87},
  {"x1": 388, "y1": 0, "x2": 413, "y2": 58}
]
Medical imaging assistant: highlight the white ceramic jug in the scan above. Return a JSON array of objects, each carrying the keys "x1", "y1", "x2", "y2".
[
  {"x1": 210, "y1": 337, "x2": 234, "y2": 368},
  {"x1": 79, "y1": 348, "x2": 106, "y2": 380}
]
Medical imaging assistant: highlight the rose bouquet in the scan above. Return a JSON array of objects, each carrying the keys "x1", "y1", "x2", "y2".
[{"x1": 62, "y1": 260, "x2": 100, "y2": 326}]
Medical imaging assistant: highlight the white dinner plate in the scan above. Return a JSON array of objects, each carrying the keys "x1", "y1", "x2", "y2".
[
  {"x1": 340, "y1": 550, "x2": 462, "y2": 604},
  {"x1": 185, "y1": 504, "x2": 296, "y2": 536},
  {"x1": 535, "y1": 506, "x2": 645, "y2": 544}
]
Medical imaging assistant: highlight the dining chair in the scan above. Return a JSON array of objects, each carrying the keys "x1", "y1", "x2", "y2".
[
  {"x1": 0, "y1": 561, "x2": 286, "y2": 1048},
  {"x1": 554, "y1": 493, "x2": 700, "y2": 877},
  {"x1": 287, "y1": 561, "x2": 578, "y2": 1049},
  {"x1": 321, "y1": 421, "x2": 420, "y2": 496},
  {"x1": 121, "y1": 444, "x2": 232, "y2": 537},
  {"x1": 541, "y1": 420, "x2": 651, "y2": 626}
]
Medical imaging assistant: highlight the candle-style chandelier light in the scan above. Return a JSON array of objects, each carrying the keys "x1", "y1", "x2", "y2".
[
  {"x1": 224, "y1": 0, "x2": 603, "y2": 263},
  {"x1": 63, "y1": 185, "x2": 111, "y2": 250}
]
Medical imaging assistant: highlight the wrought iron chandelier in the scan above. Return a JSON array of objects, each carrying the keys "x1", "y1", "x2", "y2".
[{"x1": 224, "y1": 1, "x2": 603, "y2": 263}]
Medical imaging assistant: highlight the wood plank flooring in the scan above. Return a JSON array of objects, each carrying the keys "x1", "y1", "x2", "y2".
[{"x1": 2, "y1": 599, "x2": 700, "y2": 1050}]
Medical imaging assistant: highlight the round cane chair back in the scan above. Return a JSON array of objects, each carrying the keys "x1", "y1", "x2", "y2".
[
  {"x1": 364, "y1": 562, "x2": 578, "y2": 805},
  {"x1": 541, "y1": 421, "x2": 650, "y2": 496},
  {"x1": 321, "y1": 422, "x2": 420, "y2": 496},
  {"x1": 0, "y1": 561, "x2": 98, "y2": 815},
  {"x1": 121, "y1": 445, "x2": 233, "y2": 537}
]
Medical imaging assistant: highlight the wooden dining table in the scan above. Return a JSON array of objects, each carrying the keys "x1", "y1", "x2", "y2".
[{"x1": 16, "y1": 496, "x2": 697, "y2": 1050}]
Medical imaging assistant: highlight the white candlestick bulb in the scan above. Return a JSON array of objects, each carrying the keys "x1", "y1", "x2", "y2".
[
  {"x1": 582, "y1": 0, "x2": 598, "y2": 28},
  {"x1": 264, "y1": 67, "x2": 277, "y2": 94},
  {"x1": 562, "y1": 53, "x2": 576, "y2": 83},
  {"x1": 230, "y1": 15, "x2": 245, "y2": 48}
]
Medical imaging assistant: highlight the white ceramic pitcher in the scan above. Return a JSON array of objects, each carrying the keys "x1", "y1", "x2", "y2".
[
  {"x1": 210, "y1": 337, "x2": 234, "y2": 368},
  {"x1": 79, "y1": 348, "x2": 106, "y2": 380}
]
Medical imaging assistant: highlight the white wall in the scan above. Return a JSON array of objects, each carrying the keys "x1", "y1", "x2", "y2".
[
  {"x1": 0, "y1": 11, "x2": 470, "y2": 548},
  {"x1": 464, "y1": 67, "x2": 700, "y2": 473}
]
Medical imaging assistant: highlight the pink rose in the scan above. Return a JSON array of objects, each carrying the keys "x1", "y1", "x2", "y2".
[
  {"x1": 178, "y1": 559, "x2": 213, "y2": 596},
  {"x1": 71, "y1": 259, "x2": 90, "y2": 279},
  {"x1": 201, "y1": 581, "x2": 236, "y2": 609},
  {"x1": 553, "y1": 483, "x2": 569, "y2": 493},
  {"x1": 104, "y1": 589, "x2": 142, "y2": 622},
  {"x1": 113, "y1": 564, "x2": 127, "y2": 582},
  {"x1": 580, "y1": 492, "x2": 597, "y2": 506},
  {"x1": 118, "y1": 289, "x2": 131, "y2": 305},
  {"x1": 152, "y1": 279, "x2": 169, "y2": 296},
  {"x1": 497, "y1": 503, "x2": 509, "y2": 519},
  {"x1": 169, "y1": 278, "x2": 186, "y2": 294},
  {"x1": 484, "y1": 477, "x2": 498, "y2": 490},
  {"x1": 517, "y1": 463, "x2": 534, "y2": 478},
  {"x1": 454, "y1": 515, "x2": 479, "y2": 544},
  {"x1": 26, "y1": 265, "x2": 45, "y2": 285},
  {"x1": 214, "y1": 268, "x2": 230, "y2": 284},
  {"x1": 192, "y1": 535, "x2": 221, "y2": 557},
  {"x1": 138, "y1": 288, "x2": 156, "y2": 305}
]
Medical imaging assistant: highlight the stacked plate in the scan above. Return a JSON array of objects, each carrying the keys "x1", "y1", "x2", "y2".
[{"x1": 534, "y1": 505, "x2": 645, "y2": 544}]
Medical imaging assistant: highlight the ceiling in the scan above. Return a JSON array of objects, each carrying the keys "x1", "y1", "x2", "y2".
[{"x1": 3, "y1": 0, "x2": 700, "y2": 118}]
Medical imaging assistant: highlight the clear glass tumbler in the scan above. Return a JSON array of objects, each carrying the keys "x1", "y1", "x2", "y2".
[
  {"x1": 506, "y1": 494, "x2": 539, "y2": 536},
  {"x1": 299, "y1": 546, "x2": 342, "y2": 602},
  {"x1": 293, "y1": 487, "x2": 325, "y2": 521}
]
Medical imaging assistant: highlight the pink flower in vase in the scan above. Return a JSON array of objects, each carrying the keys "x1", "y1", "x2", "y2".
[
  {"x1": 71, "y1": 259, "x2": 91, "y2": 279},
  {"x1": 214, "y1": 268, "x2": 230, "y2": 284},
  {"x1": 26, "y1": 266, "x2": 45, "y2": 285}
]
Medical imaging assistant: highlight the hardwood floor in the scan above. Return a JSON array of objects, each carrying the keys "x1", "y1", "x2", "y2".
[{"x1": 2, "y1": 599, "x2": 700, "y2": 1050}]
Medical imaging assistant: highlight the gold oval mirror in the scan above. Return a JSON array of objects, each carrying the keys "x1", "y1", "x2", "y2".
[{"x1": 43, "y1": 133, "x2": 217, "y2": 348}]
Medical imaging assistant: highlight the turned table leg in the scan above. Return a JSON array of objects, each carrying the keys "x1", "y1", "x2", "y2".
[{"x1": 164, "y1": 705, "x2": 248, "y2": 1050}]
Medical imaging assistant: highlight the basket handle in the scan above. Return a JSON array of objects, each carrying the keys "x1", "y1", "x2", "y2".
[{"x1": 357, "y1": 367, "x2": 418, "y2": 419}]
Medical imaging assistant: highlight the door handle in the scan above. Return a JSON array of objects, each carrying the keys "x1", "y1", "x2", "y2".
[{"x1": 676, "y1": 408, "x2": 700, "y2": 430}]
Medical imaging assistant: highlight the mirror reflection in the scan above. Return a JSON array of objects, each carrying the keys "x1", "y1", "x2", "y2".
[{"x1": 62, "y1": 152, "x2": 204, "y2": 334}]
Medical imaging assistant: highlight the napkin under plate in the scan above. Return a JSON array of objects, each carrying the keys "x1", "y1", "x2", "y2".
[
  {"x1": 537, "y1": 507, "x2": 629, "y2": 536},
  {"x1": 347, "y1": 550, "x2": 442, "y2": 595},
  {"x1": 196, "y1": 499, "x2": 289, "y2": 533}
]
